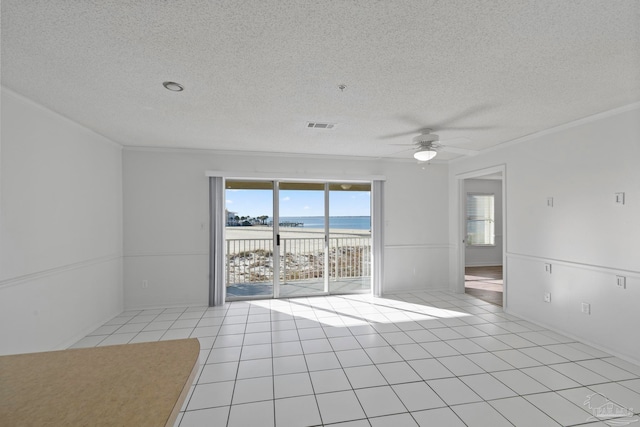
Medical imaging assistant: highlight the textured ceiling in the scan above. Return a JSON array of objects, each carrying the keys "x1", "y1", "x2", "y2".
[{"x1": 2, "y1": 1, "x2": 639, "y2": 161}]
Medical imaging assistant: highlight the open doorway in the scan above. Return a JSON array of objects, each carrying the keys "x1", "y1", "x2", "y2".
[
  {"x1": 465, "y1": 266, "x2": 503, "y2": 305},
  {"x1": 460, "y1": 170, "x2": 505, "y2": 306}
]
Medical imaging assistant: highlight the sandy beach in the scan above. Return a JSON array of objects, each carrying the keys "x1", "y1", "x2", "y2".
[{"x1": 225, "y1": 225, "x2": 370, "y2": 240}]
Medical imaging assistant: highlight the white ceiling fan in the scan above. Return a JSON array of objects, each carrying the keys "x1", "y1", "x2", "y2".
[
  {"x1": 392, "y1": 129, "x2": 480, "y2": 161},
  {"x1": 379, "y1": 106, "x2": 494, "y2": 161}
]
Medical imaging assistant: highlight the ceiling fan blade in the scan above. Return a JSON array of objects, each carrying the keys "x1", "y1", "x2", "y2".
[
  {"x1": 380, "y1": 147, "x2": 414, "y2": 158},
  {"x1": 442, "y1": 125, "x2": 495, "y2": 131},
  {"x1": 395, "y1": 114, "x2": 428, "y2": 128},
  {"x1": 439, "y1": 137, "x2": 470, "y2": 144},
  {"x1": 378, "y1": 128, "x2": 423, "y2": 139},
  {"x1": 439, "y1": 137, "x2": 476, "y2": 147},
  {"x1": 433, "y1": 104, "x2": 494, "y2": 128},
  {"x1": 439, "y1": 145, "x2": 479, "y2": 156},
  {"x1": 393, "y1": 105, "x2": 494, "y2": 129},
  {"x1": 389, "y1": 143, "x2": 417, "y2": 146}
]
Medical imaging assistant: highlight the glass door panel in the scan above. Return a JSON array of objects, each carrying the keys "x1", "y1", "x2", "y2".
[
  {"x1": 223, "y1": 179, "x2": 373, "y2": 300},
  {"x1": 224, "y1": 180, "x2": 274, "y2": 299},
  {"x1": 328, "y1": 183, "x2": 372, "y2": 294},
  {"x1": 277, "y1": 182, "x2": 327, "y2": 298}
]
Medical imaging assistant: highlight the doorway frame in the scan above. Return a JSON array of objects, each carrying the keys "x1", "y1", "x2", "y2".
[{"x1": 455, "y1": 164, "x2": 507, "y2": 308}]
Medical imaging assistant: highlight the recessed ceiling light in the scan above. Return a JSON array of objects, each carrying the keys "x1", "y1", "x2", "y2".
[{"x1": 163, "y1": 81, "x2": 184, "y2": 92}]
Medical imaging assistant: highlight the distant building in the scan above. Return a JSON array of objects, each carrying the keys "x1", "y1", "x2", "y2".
[{"x1": 226, "y1": 210, "x2": 238, "y2": 226}]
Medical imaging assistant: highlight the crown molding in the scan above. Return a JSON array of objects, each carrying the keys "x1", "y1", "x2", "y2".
[
  {"x1": 1, "y1": 86, "x2": 124, "y2": 149},
  {"x1": 451, "y1": 101, "x2": 640, "y2": 163},
  {"x1": 122, "y1": 145, "x2": 449, "y2": 164}
]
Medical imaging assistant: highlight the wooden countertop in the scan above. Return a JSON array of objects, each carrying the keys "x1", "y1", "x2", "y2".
[{"x1": 0, "y1": 338, "x2": 200, "y2": 427}]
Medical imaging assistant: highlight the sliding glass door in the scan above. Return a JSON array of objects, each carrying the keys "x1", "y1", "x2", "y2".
[
  {"x1": 328, "y1": 183, "x2": 372, "y2": 293},
  {"x1": 224, "y1": 180, "x2": 275, "y2": 299},
  {"x1": 224, "y1": 179, "x2": 372, "y2": 300},
  {"x1": 277, "y1": 182, "x2": 327, "y2": 297}
]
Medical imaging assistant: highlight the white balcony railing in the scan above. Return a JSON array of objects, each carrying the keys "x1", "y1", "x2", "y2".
[{"x1": 226, "y1": 237, "x2": 371, "y2": 286}]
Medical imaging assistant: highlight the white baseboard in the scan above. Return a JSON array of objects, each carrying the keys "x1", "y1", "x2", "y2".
[
  {"x1": 382, "y1": 287, "x2": 451, "y2": 296},
  {"x1": 504, "y1": 308, "x2": 640, "y2": 367},
  {"x1": 123, "y1": 302, "x2": 206, "y2": 312},
  {"x1": 55, "y1": 307, "x2": 123, "y2": 350}
]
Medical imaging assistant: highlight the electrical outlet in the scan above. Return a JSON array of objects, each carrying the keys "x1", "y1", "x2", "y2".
[
  {"x1": 616, "y1": 276, "x2": 626, "y2": 289},
  {"x1": 547, "y1": 197, "x2": 554, "y2": 207},
  {"x1": 142, "y1": 280, "x2": 149, "y2": 289},
  {"x1": 581, "y1": 302, "x2": 590, "y2": 315},
  {"x1": 544, "y1": 293, "x2": 551, "y2": 303},
  {"x1": 545, "y1": 263, "x2": 552, "y2": 274}
]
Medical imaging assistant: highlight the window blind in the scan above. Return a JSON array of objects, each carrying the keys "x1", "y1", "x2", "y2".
[{"x1": 466, "y1": 193, "x2": 495, "y2": 246}]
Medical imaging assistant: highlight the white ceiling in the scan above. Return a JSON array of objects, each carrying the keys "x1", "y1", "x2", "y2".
[{"x1": 2, "y1": 1, "x2": 639, "y2": 161}]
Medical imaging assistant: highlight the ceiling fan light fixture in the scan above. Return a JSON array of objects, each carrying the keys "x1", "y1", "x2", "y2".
[{"x1": 414, "y1": 149, "x2": 437, "y2": 162}]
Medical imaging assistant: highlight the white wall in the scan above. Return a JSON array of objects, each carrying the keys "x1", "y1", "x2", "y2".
[
  {"x1": 449, "y1": 105, "x2": 640, "y2": 363},
  {"x1": 122, "y1": 149, "x2": 450, "y2": 309},
  {"x1": 464, "y1": 178, "x2": 503, "y2": 267},
  {"x1": 0, "y1": 88, "x2": 123, "y2": 355}
]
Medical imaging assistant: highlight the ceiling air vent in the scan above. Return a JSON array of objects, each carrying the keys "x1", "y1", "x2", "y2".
[{"x1": 306, "y1": 122, "x2": 336, "y2": 129}]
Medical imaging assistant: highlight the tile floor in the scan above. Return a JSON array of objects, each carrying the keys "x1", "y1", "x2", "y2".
[{"x1": 73, "y1": 291, "x2": 640, "y2": 427}]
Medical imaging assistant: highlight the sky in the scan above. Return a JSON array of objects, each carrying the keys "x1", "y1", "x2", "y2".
[{"x1": 226, "y1": 189, "x2": 371, "y2": 217}]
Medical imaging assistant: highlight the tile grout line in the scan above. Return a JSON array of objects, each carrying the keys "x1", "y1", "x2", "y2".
[{"x1": 71, "y1": 291, "x2": 640, "y2": 427}]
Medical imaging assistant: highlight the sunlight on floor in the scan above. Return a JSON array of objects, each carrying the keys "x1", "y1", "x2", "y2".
[{"x1": 244, "y1": 294, "x2": 474, "y2": 329}]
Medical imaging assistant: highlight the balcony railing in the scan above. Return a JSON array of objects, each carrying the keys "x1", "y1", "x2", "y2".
[{"x1": 226, "y1": 237, "x2": 371, "y2": 286}]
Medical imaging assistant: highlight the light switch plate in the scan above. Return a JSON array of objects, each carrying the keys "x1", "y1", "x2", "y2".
[
  {"x1": 547, "y1": 197, "x2": 554, "y2": 207},
  {"x1": 616, "y1": 276, "x2": 626, "y2": 289},
  {"x1": 544, "y1": 293, "x2": 551, "y2": 303},
  {"x1": 545, "y1": 263, "x2": 552, "y2": 274},
  {"x1": 615, "y1": 192, "x2": 625, "y2": 204},
  {"x1": 581, "y1": 302, "x2": 590, "y2": 315}
]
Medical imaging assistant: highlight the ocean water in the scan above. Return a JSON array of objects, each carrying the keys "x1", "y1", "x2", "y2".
[{"x1": 278, "y1": 216, "x2": 370, "y2": 230}]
